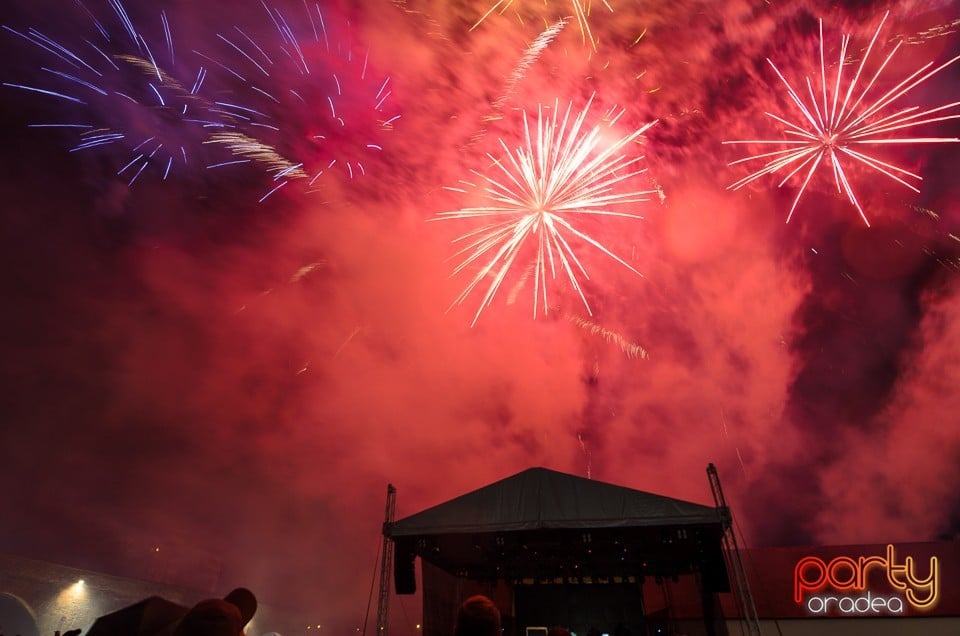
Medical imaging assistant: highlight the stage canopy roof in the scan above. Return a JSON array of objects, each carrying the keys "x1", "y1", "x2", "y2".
[{"x1": 387, "y1": 467, "x2": 729, "y2": 589}]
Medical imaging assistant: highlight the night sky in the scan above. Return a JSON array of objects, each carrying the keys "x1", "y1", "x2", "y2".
[{"x1": 1, "y1": 0, "x2": 959, "y2": 630}]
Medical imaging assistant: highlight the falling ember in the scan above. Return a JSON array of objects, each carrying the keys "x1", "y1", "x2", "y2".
[
  {"x1": 724, "y1": 11, "x2": 960, "y2": 226},
  {"x1": 576, "y1": 431, "x2": 592, "y2": 479},
  {"x1": 469, "y1": 18, "x2": 568, "y2": 149},
  {"x1": 567, "y1": 314, "x2": 649, "y2": 359},
  {"x1": 289, "y1": 262, "x2": 327, "y2": 283},
  {"x1": 470, "y1": 0, "x2": 613, "y2": 51},
  {"x1": 492, "y1": 18, "x2": 568, "y2": 116},
  {"x1": 333, "y1": 327, "x2": 361, "y2": 359},
  {"x1": 436, "y1": 95, "x2": 658, "y2": 326},
  {"x1": 206, "y1": 131, "x2": 308, "y2": 180}
]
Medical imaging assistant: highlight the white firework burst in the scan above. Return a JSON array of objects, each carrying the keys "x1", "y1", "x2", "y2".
[
  {"x1": 724, "y1": 11, "x2": 960, "y2": 226},
  {"x1": 436, "y1": 95, "x2": 658, "y2": 326}
]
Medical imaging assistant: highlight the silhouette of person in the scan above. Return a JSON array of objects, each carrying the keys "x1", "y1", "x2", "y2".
[
  {"x1": 83, "y1": 587, "x2": 257, "y2": 636},
  {"x1": 454, "y1": 595, "x2": 500, "y2": 636}
]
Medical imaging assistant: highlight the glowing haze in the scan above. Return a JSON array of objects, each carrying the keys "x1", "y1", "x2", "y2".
[{"x1": 0, "y1": 0, "x2": 958, "y2": 630}]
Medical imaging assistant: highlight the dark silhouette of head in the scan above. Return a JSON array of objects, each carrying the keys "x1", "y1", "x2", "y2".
[
  {"x1": 223, "y1": 587, "x2": 257, "y2": 626},
  {"x1": 454, "y1": 596, "x2": 500, "y2": 636},
  {"x1": 172, "y1": 599, "x2": 241, "y2": 636}
]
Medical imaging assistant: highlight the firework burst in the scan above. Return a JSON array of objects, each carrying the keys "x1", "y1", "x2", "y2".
[
  {"x1": 436, "y1": 96, "x2": 658, "y2": 326},
  {"x1": 200, "y1": 0, "x2": 399, "y2": 200},
  {"x1": 724, "y1": 11, "x2": 960, "y2": 226},
  {"x1": 3, "y1": 0, "x2": 225, "y2": 187}
]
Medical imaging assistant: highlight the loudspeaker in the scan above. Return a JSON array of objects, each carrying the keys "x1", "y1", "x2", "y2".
[{"x1": 394, "y1": 544, "x2": 417, "y2": 594}]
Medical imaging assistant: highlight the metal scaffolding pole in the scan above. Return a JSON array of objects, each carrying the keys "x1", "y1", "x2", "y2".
[
  {"x1": 376, "y1": 484, "x2": 398, "y2": 636},
  {"x1": 707, "y1": 464, "x2": 761, "y2": 636}
]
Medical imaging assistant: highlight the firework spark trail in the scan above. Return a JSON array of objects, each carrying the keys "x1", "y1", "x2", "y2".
[
  {"x1": 470, "y1": 0, "x2": 612, "y2": 51},
  {"x1": 719, "y1": 407, "x2": 748, "y2": 478},
  {"x1": 437, "y1": 96, "x2": 658, "y2": 326},
  {"x1": 724, "y1": 11, "x2": 960, "y2": 226},
  {"x1": 389, "y1": 0, "x2": 450, "y2": 42},
  {"x1": 2, "y1": 1, "x2": 225, "y2": 186},
  {"x1": 200, "y1": 0, "x2": 399, "y2": 199},
  {"x1": 576, "y1": 431, "x2": 592, "y2": 479},
  {"x1": 468, "y1": 18, "x2": 568, "y2": 148},
  {"x1": 205, "y1": 130, "x2": 308, "y2": 202},
  {"x1": 896, "y1": 17, "x2": 960, "y2": 46},
  {"x1": 568, "y1": 313, "x2": 649, "y2": 359},
  {"x1": 289, "y1": 261, "x2": 327, "y2": 283},
  {"x1": 494, "y1": 18, "x2": 568, "y2": 112}
]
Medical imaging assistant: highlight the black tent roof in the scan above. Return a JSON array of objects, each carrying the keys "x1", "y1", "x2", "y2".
[
  {"x1": 387, "y1": 467, "x2": 730, "y2": 591},
  {"x1": 388, "y1": 466, "x2": 723, "y2": 537}
]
